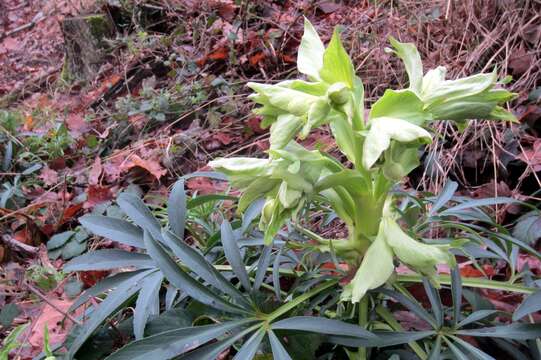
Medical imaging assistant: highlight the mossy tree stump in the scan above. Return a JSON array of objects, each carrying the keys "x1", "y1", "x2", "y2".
[{"x1": 61, "y1": 14, "x2": 114, "y2": 82}]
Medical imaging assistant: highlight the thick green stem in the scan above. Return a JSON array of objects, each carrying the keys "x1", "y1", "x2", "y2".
[{"x1": 358, "y1": 296, "x2": 369, "y2": 359}]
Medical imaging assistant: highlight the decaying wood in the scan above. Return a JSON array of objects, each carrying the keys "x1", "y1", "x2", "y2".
[{"x1": 61, "y1": 14, "x2": 114, "y2": 81}]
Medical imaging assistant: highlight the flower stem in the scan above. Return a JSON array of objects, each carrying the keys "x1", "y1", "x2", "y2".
[{"x1": 357, "y1": 296, "x2": 369, "y2": 360}]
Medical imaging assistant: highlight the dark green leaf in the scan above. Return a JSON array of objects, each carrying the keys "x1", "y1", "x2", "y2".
[
  {"x1": 161, "y1": 231, "x2": 249, "y2": 307},
  {"x1": 429, "y1": 180, "x2": 458, "y2": 216},
  {"x1": 268, "y1": 329, "x2": 293, "y2": 360},
  {"x1": 380, "y1": 289, "x2": 437, "y2": 329},
  {"x1": 133, "y1": 271, "x2": 163, "y2": 340},
  {"x1": 64, "y1": 250, "x2": 155, "y2": 272},
  {"x1": 271, "y1": 316, "x2": 375, "y2": 339},
  {"x1": 440, "y1": 197, "x2": 517, "y2": 215},
  {"x1": 221, "y1": 220, "x2": 251, "y2": 291},
  {"x1": 145, "y1": 308, "x2": 193, "y2": 335},
  {"x1": 168, "y1": 180, "x2": 187, "y2": 239},
  {"x1": 47, "y1": 231, "x2": 75, "y2": 250},
  {"x1": 463, "y1": 289, "x2": 495, "y2": 312},
  {"x1": 233, "y1": 328, "x2": 265, "y2": 360},
  {"x1": 64, "y1": 278, "x2": 84, "y2": 299},
  {"x1": 178, "y1": 325, "x2": 259, "y2": 360},
  {"x1": 272, "y1": 246, "x2": 283, "y2": 301},
  {"x1": 427, "y1": 335, "x2": 442, "y2": 360},
  {"x1": 449, "y1": 335, "x2": 495, "y2": 360},
  {"x1": 180, "y1": 171, "x2": 228, "y2": 182},
  {"x1": 143, "y1": 231, "x2": 249, "y2": 315},
  {"x1": 423, "y1": 278, "x2": 443, "y2": 328},
  {"x1": 241, "y1": 198, "x2": 265, "y2": 234},
  {"x1": 513, "y1": 290, "x2": 541, "y2": 321},
  {"x1": 457, "y1": 310, "x2": 498, "y2": 328},
  {"x1": 187, "y1": 194, "x2": 237, "y2": 209},
  {"x1": 80, "y1": 215, "x2": 144, "y2": 248},
  {"x1": 117, "y1": 193, "x2": 162, "y2": 241},
  {"x1": 456, "y1": 323, "x2": 541, "y2": 340},
  {"x1": 67, "y1": 269, "x2": 154, "y2": 359},
  {"x1": 253, "y1": 245, "x2": 272, "y2": 292},
  {"x1": 70, "y1": 271, "x2": 145, "y2": 312},
  {"x1": 512, "y1": 211, "x2": 541, "y2": 245},
  {"x1": 106, "y1": 320, "x2": 254, "y2": 360},
  {"x1": 451, "y1": 266, "x2": 462, "y2": 327},
  {"x1": 327, "y1": 331, "x2": 435, "y2": 347},
  {"x1": 61, "y1": 239, "x2": 87, "y2": 260},
  {"x1": 443, "y1": 337, "x2": 469, "y2": 360}
]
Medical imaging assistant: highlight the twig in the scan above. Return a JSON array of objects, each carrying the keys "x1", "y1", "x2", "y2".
[
  {"x1": 0, "y1": 11, "x2": 47, "y2": 41},
  {"x1": 1, "y1": 235, "x2": 38, "y2": 255},
  {"x1": 25, "y1": 282, "x2": 83, "y2": 326}
]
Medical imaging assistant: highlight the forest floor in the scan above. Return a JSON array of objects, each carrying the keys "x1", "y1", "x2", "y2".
[{"x1": 0, "y1": 0, "x2": 540, "y2": 358}]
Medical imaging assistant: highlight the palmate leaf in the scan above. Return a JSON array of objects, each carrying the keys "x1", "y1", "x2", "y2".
[
  {"x1": 143, "y1": 230, "x2": 250, "y2": 315},
  {"x1": 105, "y1": 320, "x2": 257, "y2": 360},
  {"x1": 178, "y1": 324, "x2": 260, "y2": 360},
  {"x1": 67, "y1": 269, "x2": 157, "y2": 359},
  {"x1": 161, "y1": 231, "x2": 250, "y2": 308}
]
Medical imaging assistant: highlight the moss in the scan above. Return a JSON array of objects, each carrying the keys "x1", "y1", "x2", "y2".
[
  {"x1": 60, "y1": 58, "x2": 73, "y2": 83},
  {"x1": 85, "y1": 15, "x2": 112, "y2": 46}
]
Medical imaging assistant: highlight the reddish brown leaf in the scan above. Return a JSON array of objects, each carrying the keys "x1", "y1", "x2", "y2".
[
  {"x1": 249, "y1": 52, "x2": 265, "y2": 66},
  {"x1": 80, "y1": 270, "x2": 109, "y2": 288},
  {"x1": 88, "y1": 157, "x2": 102, "y2": 186},
  {"x1": 85, "y1": 185, "x2": 113, "y2": 209},
  {"x1": 120, "y1": 154, "x2": 167, "y2": 181},
  {"x1": 28, "y1": 298, "x2": 77, "y2": 351},
  {"x1": 518, "y1": 139, "x2": 541, "y2": 171},
  {"x1": 39, "y1": 167, "x2": 59, "y2": 186}
]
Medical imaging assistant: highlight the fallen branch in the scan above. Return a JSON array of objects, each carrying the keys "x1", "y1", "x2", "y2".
[
  {"x1": 1, "y1": 235, "x2": 38, "y2": 255},
  {"x1": 0, "y1": 11, "x2": 47, "y2": 41}
]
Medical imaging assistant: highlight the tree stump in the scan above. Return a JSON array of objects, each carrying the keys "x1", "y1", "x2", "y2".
[{"x1": 60, "y1": 14, "x2": 114, "y2": 82}]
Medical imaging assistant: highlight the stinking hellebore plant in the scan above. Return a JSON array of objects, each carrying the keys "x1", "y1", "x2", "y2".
[{"x1": 209, "y1": 19, "x2": 517, "y2": 303}]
